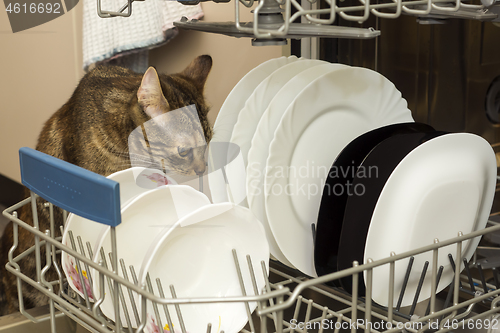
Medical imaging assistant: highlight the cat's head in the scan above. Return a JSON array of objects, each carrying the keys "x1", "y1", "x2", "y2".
[{"x1": 130, "y1": 55, "x2": 212, "y2": 177}]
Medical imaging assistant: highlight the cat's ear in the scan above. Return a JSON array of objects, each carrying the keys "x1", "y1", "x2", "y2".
[
  {"x1": 137, "y1": 67, "x2": 169, "y2": 119},
  {"x1": 181, "y1": 55, "x2": 212, "y2": 93}
]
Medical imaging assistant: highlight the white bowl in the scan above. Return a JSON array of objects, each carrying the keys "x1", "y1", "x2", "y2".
[
  {"x1": 138, "y1": 203, "x2": 269, "y2": 333},
  {"x1": 92, "y1": 185, "x2": 211, "y2": 327}
]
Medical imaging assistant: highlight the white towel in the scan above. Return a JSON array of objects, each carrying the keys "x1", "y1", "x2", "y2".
[{"x1": 82, "y1": 0, "x2": 203, "y2": 71}]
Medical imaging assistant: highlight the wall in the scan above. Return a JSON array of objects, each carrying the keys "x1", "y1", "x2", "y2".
[
  {"x1": 0, "y1": 1, "x2": 284, "y2": 183},
  {"x1": 0, "y1": 4, "x2": 84, "y2": 183}
]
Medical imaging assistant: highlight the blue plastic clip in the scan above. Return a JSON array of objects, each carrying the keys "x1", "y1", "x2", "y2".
[{"x1": 19, "y1": 147, "x2": 121, "y2": 227}]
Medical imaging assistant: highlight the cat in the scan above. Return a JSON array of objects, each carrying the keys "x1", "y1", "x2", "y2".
[{"x1": 0, "y1": 54, "x2": 213, "y2": 315}]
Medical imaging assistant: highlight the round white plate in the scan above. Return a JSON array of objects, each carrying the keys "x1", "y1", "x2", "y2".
[
  {"x1": 246, "y1": 63, "x2": 348, "y2": 267},
  {"x1": 138, "y1": 203, "x2": 269, "y2": 333},
  {"x1": 209, "y1": 56, "x2": 299, "y2": 204},
  {"x1": 112, "y1": 167, "x2": 177, "y2": 206},
  {"x1": 226, "y1": 59, "x2": 327, "y2": 208},
  {"x1": 211, "y1": 56, "x2": 299, "y2": 144},
  {"x1": 264, "y1": 67, "x2": 414, "y2": 277},
  {"x1": 93, "y1": 185, "x2": 211, "y2": 327},
  {"x1": 365, "y1": 133, "x2": 496, "y2": 306},
  {"x1": 62, "y1": 167, "x2": 175, "y2": 299},
  {"x1": 207, "y1": 142, "x2": 246, "y2": 205}
]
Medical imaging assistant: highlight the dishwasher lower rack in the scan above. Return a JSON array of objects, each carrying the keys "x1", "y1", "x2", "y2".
[
  {"x1": 3, "y1": 194, "x2": 500, "y2": 333},
  {"x1": 3, "y1": 148, "x2": 500, "y2": 333}
]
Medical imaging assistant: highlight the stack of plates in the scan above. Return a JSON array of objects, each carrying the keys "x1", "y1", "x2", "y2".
[
  {"x1": 209, "y1": 56, "x2": 497, "y2": 306},
  {"x1": 62, "y1": 168, "x2": 269, "y2": 333},
  {"x1": 209, "y1": 56, "x2": 414, "y2": 276}
]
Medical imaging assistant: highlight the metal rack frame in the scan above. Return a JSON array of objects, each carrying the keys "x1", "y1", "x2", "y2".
[
  {"x1": 97, "y1": 0, "x2": 499, "y2": 39},
  {"x1": 4, "y1": 197, "x2": 500, "y2": 333},
  {"x1": 3, "y1": 147, "x2": 500, "y2": 332}
]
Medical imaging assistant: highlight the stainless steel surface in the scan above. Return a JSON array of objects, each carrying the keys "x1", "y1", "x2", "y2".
[{"x1": 173, "y1": 19, "x2": 381, "y2": 39}]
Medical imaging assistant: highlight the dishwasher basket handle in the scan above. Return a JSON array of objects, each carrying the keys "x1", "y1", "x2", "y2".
[{"x1": 19, "y1": 147, "x2": 121, "y2": 227}]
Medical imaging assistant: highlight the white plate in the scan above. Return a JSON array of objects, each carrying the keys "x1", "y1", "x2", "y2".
[
  {"x1": 365, "y1": 133, "x2": 497, "y2": 306},
  {"x1": 225, "y1": 59, "x2": 327, "y2": 208},
  {"x1": 209, "y1": 56, "x2": 299, "y2": 204},
  {"x1": 245, "y1": 63, "x2": 349, "y2": 267},
  {"x1": 211, "y1": 56, "x2": 299, "y2": 144},
  {"x1": 114, "y1": 167, "x2": 178, "y2": 206},
  {"x1": 264, "y1": 67, "x2": 414, "y2": 277},
  {"x1": 138, "y1": 203, "x2": 269, "y2": 333},
  {"x1": 207, "y1": 142, "x2": 246, "y2": 204},
  {"x1": 62, "y1": 167, "x2": 175, "y2": 299},
  {"x1": 93, "y1": 185, "x2": 211, "y2": 327}
]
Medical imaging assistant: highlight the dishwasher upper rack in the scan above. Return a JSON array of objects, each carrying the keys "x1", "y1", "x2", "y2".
[
  {"x1": 98, "y1": 0, "x2": 499, "y2": 41},
  {"x1": 3, "y1": 146, "x2": 500, "y2": 333}
]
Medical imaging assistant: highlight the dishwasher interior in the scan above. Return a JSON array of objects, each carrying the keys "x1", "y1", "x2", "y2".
[{"x1": 3, "y1": 0, "x2": 500, "y2": 331}]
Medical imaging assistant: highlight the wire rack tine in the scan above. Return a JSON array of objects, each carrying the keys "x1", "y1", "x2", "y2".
[
  {"x1": 48, "y1": 203, "x2": 64, "y2": 294},
  {"x1": 351, "y1": 261, "x2": 358, "y2": 333},
  {"x1": 137, "y1": 283, "x2": 148, "y2": 333},
  {"x1": 387, "y1": 252, "x2": 396, "y2": 324},
  {"x1": 77, "y1": 236, "x2": 94, "y2": 300},
  {"x1": 111, "y1": 259, "x2": 134, "y2": 333},
  {"x1": 262, "y1": 261, "x2": 278, "y2": 331},
  {"x1": 68, "y1": 230, "x2": 91, "y2": 309},
  {"x1": 477, "y1": 263, "x2": 489, "y2": 294},
  {"x1": 146, "y1": 273, "x2": 164, "y2": 333},
  {"x1": 454, "y1": 236, "x2": 463, "y2": 317},
  {"x1": 425, "y1": 266, "x2": 444, "y2": 317},
  {"x1": 291, "y1": 295, "x2": 302, "y2": 333},
  {"x1": 93, "y1": 260, "x2": 108, "y2": 328},
  {"x1": 119, "y1": 260, "x2": 140, "y2": 325},
  {"x1": 40, "y1": 230, "x2": 57, "y2": 333},
  {"x1": 409, "y1": 261, "x2": 429, "y2": 316},
  {"x1": 430, "y1": 241, "x2": 439, "y2": 315},
  {"x1": 169, "y1": 285, "x2": 187, "y2": 333},
  {"x1": 156, "y1": 278, "x2": 176, "y2": 333},
  {"x1": 448, "y1": 254, "x2": 463, "y2": 289},
  {"x1": 246, "y1": 255, "x2": 265, "y2": 331},
  {"x1": 317, "y1": 306, "x2": 328, "y2": 333},
  {"x1": 275, "y1": 287, "x2": 284, "y2": 333},
  {"x1": 396, "y1": 256, "x2": 414, "y2": 311},
  {"x1": 364, "y1": 259, "x2": 373, "y2": 333},
  {"x1": 232, "y1": 249, "x2": 256, "y2": 333},
  {"x1": 463, "y1": 257, "x2": 476, "y2": 292},
  {"x1": 304, "y1": 299, "x2": 314, "y2": 333},
  {"x1": 99, "y1": 251, "x2": 116, "y2": 300}
]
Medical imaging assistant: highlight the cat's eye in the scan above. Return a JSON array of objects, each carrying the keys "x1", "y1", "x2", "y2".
[{"x1": 178, "y1": 147, "x2": 192, "y2": 157}]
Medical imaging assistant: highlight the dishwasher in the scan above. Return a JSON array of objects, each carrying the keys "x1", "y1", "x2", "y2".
[{"x1": 3, "y1": 0, "x2": 500, "y2": 330}]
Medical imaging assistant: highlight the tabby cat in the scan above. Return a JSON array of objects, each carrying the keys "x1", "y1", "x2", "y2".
[{"x1": 0, "y1": 55, "x2": 213, "y2": 315}]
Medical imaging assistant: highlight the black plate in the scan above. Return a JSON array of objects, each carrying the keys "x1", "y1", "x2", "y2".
[
  {"x1": 314, "y1": 123, "x2": 435, "y2": 281},
  {"x1": 337, "y1": 130, "x2": 447, "y2": 295}
]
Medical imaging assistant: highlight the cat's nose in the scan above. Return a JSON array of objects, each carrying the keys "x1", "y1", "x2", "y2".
[{"x1": 194, "y1": 163, "x2": 206, "y2": 176}]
